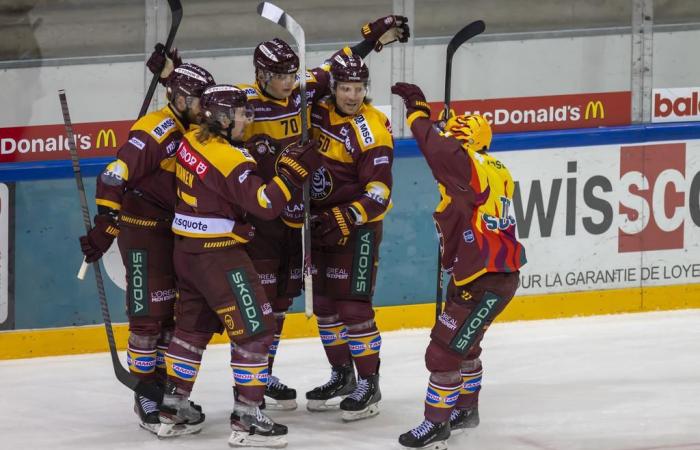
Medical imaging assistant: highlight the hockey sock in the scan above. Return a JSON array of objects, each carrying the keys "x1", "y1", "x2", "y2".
[
  {"x1": 267, "y1": 311, "x2": 286, "y2": 373},
  {"x1": 346, "y1": 322, "x2": 381, "y2": 378},
  {"x1": 155, "y1": 328, "x2": 173, "y2": 384},
  {"x1": 127, "y1": 333, "x2": 158, "y2": 380},
  {"x1": 232, "y1": 340, "x2": 271, "y2": 406},
  {"x1": 423, "y1": 372, "x2": 461, "y2": 423},
  {"x1": 317, "y1": 317, "x2": 352, "y2": 368},
  {"x1": 456, "y1": 359, "x2": 483, "y2": 409},
  {"x1": 164, "y1": 333, "x2": 207, "y2": 395}
]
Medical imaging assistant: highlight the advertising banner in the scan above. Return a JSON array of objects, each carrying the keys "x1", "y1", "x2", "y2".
[
  {"x1": 429, "y1": 91, "x2": 631, "y2": 133},
  {"x1": 0, "y1": 120, "x2": 131, "y2": 163},
  {"x1": 652, "y1": 87, "x2": 700, "y2": 123},
  {"x1": 498, "y1": 140, "x2": 700, "y2": 295}
]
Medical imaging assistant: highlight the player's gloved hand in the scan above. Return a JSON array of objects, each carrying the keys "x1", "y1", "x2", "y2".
[
  {"x1": 79, "y1": 213, "x2": 120, "y2": 263},
  {"x1": 276, "y1": 139, "x2": 322, "y2": 189},
  {"x1": 311, "y1": 205, "x2": 361, "y2": 246},
  {"x1": 146, "y1": 43, "x2": 182, "y2": 85},
  {"x1": 391, "y1": 82, "x2": 431, "y2": 118},
  {"x1": 361, "y1": 15, "x2": 410, "y2": 52}
]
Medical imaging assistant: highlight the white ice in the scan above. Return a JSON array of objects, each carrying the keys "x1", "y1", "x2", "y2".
[{"x1": 1, "y1": 310, "x2": 699, "y2": 450}]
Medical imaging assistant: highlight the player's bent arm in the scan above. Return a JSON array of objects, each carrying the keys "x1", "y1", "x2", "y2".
[
  {"x1": 225, "y1": 162, "x2": 292, "y2": 221},
  {"x1": 351, "y1": 147, "x2": 394, "y2": 223}
]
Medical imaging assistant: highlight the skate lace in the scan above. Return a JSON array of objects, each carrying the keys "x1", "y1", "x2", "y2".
[
  {"x1": 267, "y1": 375, "x2": 288, "y2": 390},
  {"x1": 450, "y1": 408, "x2": 462, "y2": 422},
  {"x1": 319, "y1": 369, "x2": 342, "y2": 390},
  {"x1": 255, "y1": 407, "x2": 273, "y2": 426},
  {"x1": 347, "y1": 377, "x2": 369, "y2": 401},
  {"x1": 138, "y1": 395, "x2": 158, "y2": 415},
  {"x1": 410, "y1": 420, "x2": 436, "y2": 439}
]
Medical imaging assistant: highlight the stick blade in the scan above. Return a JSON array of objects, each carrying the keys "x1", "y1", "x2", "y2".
[
  {"x1": 447, "y1": 20, "x2": 486, "y2": 55},
  {"x1": 257, "y1": 1, "x2": 285, "y2": 25}
]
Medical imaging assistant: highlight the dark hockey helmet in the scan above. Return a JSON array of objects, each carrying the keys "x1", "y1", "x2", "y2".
[
  {"x1": 254, "y1": 38, "x2": 299, "y2": 74},
  {"x1": 330, "y1": 53, "x2": 369, "y2": 85},
  {"x1": 166, "y1": 63, "x2": 215, "y2": 101},
  {"x1": 200, "y1": 85, "x2": 252, "y2": 123},
  {"x1": 445, "y1": 114, "x2": 492, "y2": 152}
]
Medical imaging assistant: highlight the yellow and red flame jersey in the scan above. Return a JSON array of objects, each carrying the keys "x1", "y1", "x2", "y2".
[{"x1": 408, "y1": 113, "x2": 527, "y2": 285}]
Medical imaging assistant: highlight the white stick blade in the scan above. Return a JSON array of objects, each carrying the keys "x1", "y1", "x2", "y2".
[
  {"x1": 257, "y1": 2, "x2": 284, "y2": 23},
  {"x1": 77, "y1": 259, "x2": 89, "y2": 280}
]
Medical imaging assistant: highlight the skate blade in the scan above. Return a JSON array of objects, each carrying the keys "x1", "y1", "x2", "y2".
[
  {"x1": 157, "y1": 421, "x2": 203, "y2": 438},
  {"x1": 138, "y1": 421, "x2": 160, "y2": 435},
  {"x1": 400, "y1": 440, "x2": 448, "y2": 450},
  {"x1": 306, "y1": 398, "x2": 343, "y2": 412},
  {"x1": 264, "y1": 398, "x2": 298, "y2": 411},
  {"x1": 340, "y1": 402, "x2": 380, "y2": 422},
  {"x1": 228, "y1": 430, "x2": 288, "y2": 448}
]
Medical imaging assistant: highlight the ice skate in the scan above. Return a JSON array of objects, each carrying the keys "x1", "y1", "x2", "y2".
[
  {"x1": 339, "y1": 373, "x2": 381, "y2": 421},
  {"x1": 449, "y1": 406, "x2": 479, "y2": 434},
  {"x1": 398, "y1": 420, "x2": 450, "y2": 449},
  {"x1": 264, "y1": 375, "x2": 297, "y2": 411},
  {"x1": 305, "y1": 364, "x2": 357, "y2": 411},
  {"x1": 157, "y1": 393, "x2": 205, "y2": 438},
  {"x1": 134, "y1": 392, "x2": 160, "y2": 434},
  {"x1": 228, "y1": 403, "x2": 288, "y2": 448}
]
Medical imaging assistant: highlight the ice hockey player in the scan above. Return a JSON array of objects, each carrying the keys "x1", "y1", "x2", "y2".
[
  {"x1": 158, "y1": 84, "x2": 321, "y2": 448},
  {"x1": 146, "y1": 15, "x2": 409, "y2": 411},
  {"x1": 304, "y1": 53, "x2": 394, "y2": 422},
  {"x1": 78, "y1": 62, "x2": 215, "y2": 433},
  {"x1": 391, "y1": 82, "x2": 527, "y2": 449}
]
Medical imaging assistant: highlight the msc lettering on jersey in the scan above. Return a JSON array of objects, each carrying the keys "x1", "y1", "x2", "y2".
[
  {"x1": 373, "y1": 156, "x2": 389, "y2": 165},
  {"x1": 353, "y1": 115, "x2": 375, "y2": 146},
  {"x1": 152, "y1": 117, "x2": 175, "y2": 138},
  {"x1": 177, "y1": 143, "x2": 209, "y2": 178},
  {"x1": 128, "y1": 137, "x2": 146, "y2": 150}
]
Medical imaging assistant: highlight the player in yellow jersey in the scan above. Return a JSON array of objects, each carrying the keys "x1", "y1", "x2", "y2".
[
  {"x1": 304, "y1": 53, "x2": 394, "y2": 422},
  {"x1": 392, "y1": 82, "x2": 526, "y2": 449}
]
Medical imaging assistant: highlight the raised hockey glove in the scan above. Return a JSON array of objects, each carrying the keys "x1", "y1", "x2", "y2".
[
  {"x1": 276, "y1": 139, "x2": 323, "y2": 189},
  {"x1": 361, "y1": 15, "x2": 410, "y2": 52},
  {"x1": 391, "y1": 82, "x2": 431, "y2": 118},
  {"x1": 79, "y1": 213, "x2": 120, "y2": 263},
  {"x1": 146, "y1": 43, "x2": 182, "y2": 86},
  {"x1": 311, "y1": 205, "x2": 362, "y2": 246}
]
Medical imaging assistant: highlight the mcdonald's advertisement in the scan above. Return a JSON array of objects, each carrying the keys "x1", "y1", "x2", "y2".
[
  {"x1": 429, "y1": 91, "x2": 631, "y2": 133},
  {"x1": 0, "y1": 120, "x2": 131, "y2": 163}
]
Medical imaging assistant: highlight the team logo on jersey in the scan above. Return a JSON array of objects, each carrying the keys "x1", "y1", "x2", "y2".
[
  {"x1": 244, "y1": 87, "x2": 258, "y2": 97},
  {"x1": 254, "y1": 139, "x2": 272, "y2": 155},
  {"x1": 311, "y1": 166, "x2": 333, "y2": 200}
]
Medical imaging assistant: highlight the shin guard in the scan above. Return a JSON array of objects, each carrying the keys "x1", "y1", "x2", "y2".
[
  {"x1": 127, "y1": 333, "x2": 158, "y2": 380},
  {"x1": 316, "y1": 316, "x2": 352, "y2": 368},
  {"x1": 423, "y1": 372, "x2": 461, "y2": 424},
  {"x1": 164, "y1": 331, "x2": 209, "y2": 396},
  {"x1": 346, "y1": 322, "x2": 381, "y2": 378},
  {"x1": 456, "y1": 359, "x2": 483, "y2": 410},
  {"x1": 231, "y1": 338, "x2": 272, "y2": 406}
]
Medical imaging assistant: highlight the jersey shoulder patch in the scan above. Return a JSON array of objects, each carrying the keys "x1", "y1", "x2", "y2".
[
  {"x1": 236, "y1": 83, "x2": 260, "y2": 99},
  {"x1": 132, "y1": 109, "x2": 180, "y2": 143},
  {"x1": 350, "y1": 106, "x2": 393, "y2": 152}
]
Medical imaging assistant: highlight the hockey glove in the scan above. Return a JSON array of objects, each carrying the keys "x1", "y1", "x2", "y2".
[
  {"x1": 361, "y1": 15, "x2": 410, "y2": 52},
  {"x1": 311, "y1": 205, "x2": 362, "y2": 246},
  {"x1": 79, "y1": 213, "x2": 120, "y2": 263},
  {"x1": 146, "y1": 43, "x2": 182, "y2": 86},
  {"x1": 391, "y1": 82, "x2": 431, "y2": 118},
  {"x1": 276, "y1": 139, "x2": 322, "y2": 189}
]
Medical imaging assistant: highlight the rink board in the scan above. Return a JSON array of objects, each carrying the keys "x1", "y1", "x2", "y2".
[{"x1": 2, "y1": 122, "x2": 700, "y2": 358}]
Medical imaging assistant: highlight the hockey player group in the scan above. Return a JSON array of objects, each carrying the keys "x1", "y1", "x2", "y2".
[{"x1": 79, "y1": 12, "x2": 525, "y2": 450}]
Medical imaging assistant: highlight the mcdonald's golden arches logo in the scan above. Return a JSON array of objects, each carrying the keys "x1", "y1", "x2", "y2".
[
  {"x1": 584, "y1": 100, "x2": 605, "y2": 120},
  {"x1": 96, "y1": 128, "x2": 117, "y2": 148}
]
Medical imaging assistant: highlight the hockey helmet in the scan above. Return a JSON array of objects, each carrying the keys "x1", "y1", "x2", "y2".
[
  {"x1": 254, "y1": 38, "x2": 299, "y2": 74},
  {"x1": 200, "y1": 85, "x2": 252, "y2": 124},
  {"x1": 165, "y1": 63, "x2": 215, "y2": 101},
  {"x1": 330, "y1": 53, "x2": 369, "y2": 86},
  {"x1": 444, "y1": 114, "x2": 492, "y2": 152}
]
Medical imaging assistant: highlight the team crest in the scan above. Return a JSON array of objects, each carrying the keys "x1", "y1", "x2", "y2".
[{"x1": 311, "y1": 166, "x2": 333, "y2": 201}]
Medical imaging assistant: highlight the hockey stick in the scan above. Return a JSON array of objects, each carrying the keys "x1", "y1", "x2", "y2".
[
  {"x1": 138, "y1": 0, "x2": 183, "y2": 118},
  {"x1": 435, "y1": 20, "x2": 486, "y2": 322},
  {"x1": 78, "y1": 0, "x2": 183, "y2": 280},
  {"x1": 59, "y1": 90, "x2": 163, "y2": 403},
  {"x1": 257, "y1": 2, "x2": 314, "y2": 319}
]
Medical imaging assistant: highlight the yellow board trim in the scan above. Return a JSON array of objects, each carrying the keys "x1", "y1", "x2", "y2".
[{"x1": 2, "y1": 283, "x2": 700, "y2": 359}]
